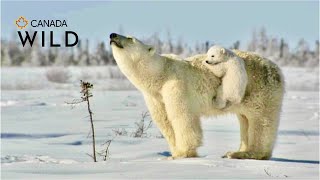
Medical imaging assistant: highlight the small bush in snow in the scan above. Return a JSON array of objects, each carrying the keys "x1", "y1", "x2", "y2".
[
  {"x1": 132, "y1": 111, "x2": 152, "y2": 138},
  {"x1": 98, "y1": 138, "x2": 114, "y2": 161},
  {"x1": 67, "y1": 80, "x2": 97, "y2": 162},
  {"x1": 112, "y1": 128, "x2": 128, "y2": 136}
]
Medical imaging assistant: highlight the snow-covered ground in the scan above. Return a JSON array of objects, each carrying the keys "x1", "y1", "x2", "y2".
[
  {"x1": 1, "y1": 66, "x2": 319, "y2": 91},
  {"x1": 1, "y1": 66, "x2": 319, "y2": 179}
]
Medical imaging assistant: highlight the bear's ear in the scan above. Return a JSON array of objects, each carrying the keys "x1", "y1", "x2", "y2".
[
  {"x1": 148, "y1": 46, "x2": 155, "y2": 55},
  {"x1": 220, "y1": 48, "x2": 226, "y2": 55}
]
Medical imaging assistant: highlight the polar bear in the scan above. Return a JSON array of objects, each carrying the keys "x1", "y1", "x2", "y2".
[
  {"x1": 110, "y1": 33, "x2": 284, "y2": 160},
  {"x1": 204, "y1": 45, "x2": 248, "y2": 109}
]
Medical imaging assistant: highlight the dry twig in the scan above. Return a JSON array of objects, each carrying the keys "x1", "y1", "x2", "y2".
[{"x1": 67, "y1": 80, "x2": 97, "y2": 162}]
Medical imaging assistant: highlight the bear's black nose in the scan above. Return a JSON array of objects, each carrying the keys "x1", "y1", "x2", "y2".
[
  {"x1": 205, "y1": 60, "x2": 209, "y2": 64},
  {"x1": 110, "y1": 33, "x2": 117, "y2": 39}
]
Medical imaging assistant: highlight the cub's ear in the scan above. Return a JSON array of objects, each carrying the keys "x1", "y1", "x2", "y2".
[
  {"x1": 148, "y1": 46, "x2": 155, "y2": 55},
  {"x1": 220, "y1": 48, "x2": 226, "y2": 54}
]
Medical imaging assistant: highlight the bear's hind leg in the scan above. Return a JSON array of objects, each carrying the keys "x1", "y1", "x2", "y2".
[
  {"x1": 222, "y1": 114, "x2": 249, "y2": 158},
  {"x1": 247, "y1": 113, "x2": 279, "y2": 159},
  {"x1": 223, "y1": 151, "x2": 270, "y2": 160},
  {"x1": 237, "y1": 114, "x2": 249, "y2": 152},
  {"x1": 223, "y1": 112, "x2": 280, "y2": 160}
]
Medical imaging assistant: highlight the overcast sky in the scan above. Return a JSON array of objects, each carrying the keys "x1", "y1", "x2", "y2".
[{"x1": 2, "y1": 1, "x2": 319, "y2": 49}]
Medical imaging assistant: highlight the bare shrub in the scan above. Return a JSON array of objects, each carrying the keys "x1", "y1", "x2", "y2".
[
  {"x1": 264, "y1": 168, "x2": 272, "y2": 177},
  {"x1": 97, "y1": 138, "x2": 114, "y2": 161},
  {"x1": 46, "y1": 67, "x2": 70, "y2": 83},
  {"x1": 109, "y1": 112, "x2": 152, "y2": 138},
  {"x1": 112, "y1": 128, "x2": 128, "y2": 136},
  {"x1": 67, "y1": 80, "x2": 97, "y2": 162},
  {"x1": 132, "y1": 111, "x2": 152, "y2": 138},
  {"x1": 264, "y1": 168, "x2": 288, "y2": 178}
]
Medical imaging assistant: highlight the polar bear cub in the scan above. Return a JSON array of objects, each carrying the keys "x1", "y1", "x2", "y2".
[{"x1": 203, "y1": 45, "x2": 248, "y2": 109}]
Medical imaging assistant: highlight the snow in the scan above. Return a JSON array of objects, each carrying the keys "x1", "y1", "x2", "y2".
[
  {"x1": 1, "y1": 66, "x2": 318, "y2": 91},
  {"x1": 282, "y1": 67, "x2": 319, "y2": 91},
  {"x1": 1, "y1": 67, "x2": 319, "y2": 179}
]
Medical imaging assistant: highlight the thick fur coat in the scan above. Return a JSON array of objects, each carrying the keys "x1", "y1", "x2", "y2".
[{"x1": 110, "y1": 33, "x2": 284, "y2": 160}]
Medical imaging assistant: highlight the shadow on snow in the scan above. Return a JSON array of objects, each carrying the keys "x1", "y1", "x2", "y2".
[
  {"x1": 1, "y1": 133, "x2": 69, "y2": 139},
  {"x1": 270, "y1": 157, "x2": 319, "y2": 164}
]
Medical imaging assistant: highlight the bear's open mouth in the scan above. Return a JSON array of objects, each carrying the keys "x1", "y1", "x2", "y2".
[
  {"x1": 206, "y1": 61, "x2": 221, "y2": 65},
  {"x1": 110, "y1": 40, "x2": 124, "y2": 48}
]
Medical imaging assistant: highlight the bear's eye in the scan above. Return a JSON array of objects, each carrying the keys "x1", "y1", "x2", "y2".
[
  {"x1": 211, "y1": 55, "x2": 215, "y2": 57},
  {"x1": 128, "y1": 37, "x2": 133, "y2": 41}
]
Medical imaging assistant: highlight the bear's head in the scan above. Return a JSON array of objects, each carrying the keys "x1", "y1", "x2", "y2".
[
  {"x1": 109, "y1": 33, "x2": 165, "y2": 86},
  {"x1": 205, "y1": 45, "x2": 229, "y2": 65},
  {"x1": 110, "y1": 33, "x2": 157, "y2": 64}
]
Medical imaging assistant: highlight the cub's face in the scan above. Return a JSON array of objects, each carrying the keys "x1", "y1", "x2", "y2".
[
  {"x1": 205, "y1": 46, "x2": 227, "y2": 65},
  {"x1": 110, "y1": 33, "x2": 155, "y2": 63}
]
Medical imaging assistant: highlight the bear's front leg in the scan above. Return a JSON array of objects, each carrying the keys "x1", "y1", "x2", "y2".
[
  {"x1": 162, "y1": 81, "x2": 203, "y2": 159},
  {"x1": 144, "y1": 94, "x2": 176, "y2": 155}
]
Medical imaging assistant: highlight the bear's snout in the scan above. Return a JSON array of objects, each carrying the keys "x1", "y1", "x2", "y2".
[{"x1": 110, "y1": 33, "x2": 118, "y2": 39}]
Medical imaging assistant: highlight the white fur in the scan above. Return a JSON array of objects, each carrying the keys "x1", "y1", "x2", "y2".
[
  {"x1": 111, "y1": 34, "x2": 284, "y2": 160},
  {"x1": 204, "y1": 45, "x2": 248, "y2": 109},
  {"x1": 161, "y1": 54, "x2": 184, "y2": 61}
]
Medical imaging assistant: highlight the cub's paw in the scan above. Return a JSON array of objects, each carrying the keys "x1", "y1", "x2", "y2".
[{"x1": 213, "y1": 99, "x2": 227, "y2": 109}]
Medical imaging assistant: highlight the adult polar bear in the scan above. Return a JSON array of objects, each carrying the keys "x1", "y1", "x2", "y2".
[{"x1": 110, "y1": 33, "x2": 284, "y2": 160}]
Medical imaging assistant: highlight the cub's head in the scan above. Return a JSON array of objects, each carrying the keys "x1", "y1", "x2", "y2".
[
  {"x1": 110, "y1": 33, "x2": 156, "y2": 63},
  {"x1": 205, "y1": 45, "x2": 229, "y2": 65}
]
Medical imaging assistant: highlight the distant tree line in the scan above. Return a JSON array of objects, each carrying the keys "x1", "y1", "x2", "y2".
[
  {"x1": 246, "y1": 27, "x2": 319, "y2": 67},
  {"x1": 1, "y1": 28, "x2": 319, "y2": 67}
]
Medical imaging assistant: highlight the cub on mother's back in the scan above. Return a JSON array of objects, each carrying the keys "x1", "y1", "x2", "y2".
[
  {"x1": 110, "y1": 33, "x2": 284, "y2": 160},
  {"x1": 203, "y1": 45, "x2": 248, "y2": 109}
]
